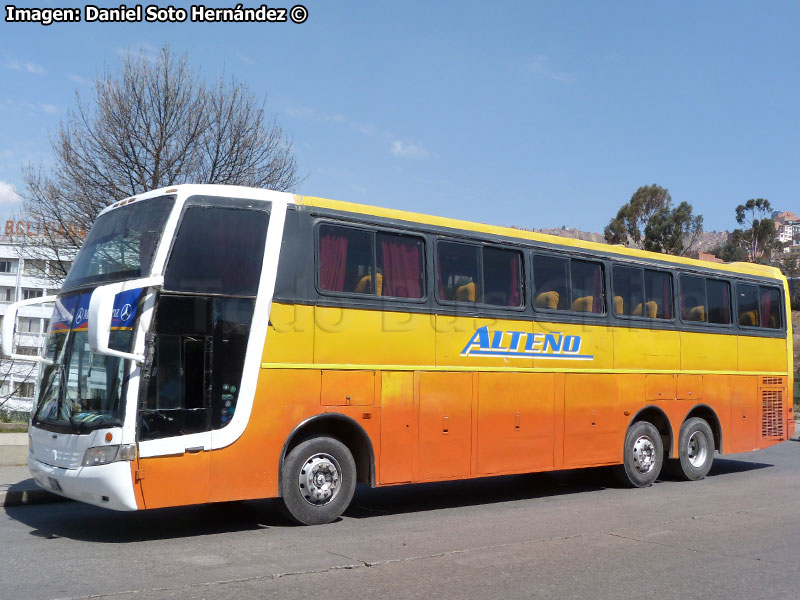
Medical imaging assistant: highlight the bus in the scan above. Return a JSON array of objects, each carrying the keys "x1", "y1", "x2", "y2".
[{"x1": 2, "y1": 184, "x2": 794, "y2": 525}]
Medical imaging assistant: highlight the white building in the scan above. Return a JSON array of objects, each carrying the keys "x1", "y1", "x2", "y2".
[{"x1": 0, "y1": 228, "x2": 73, "y2": 417}]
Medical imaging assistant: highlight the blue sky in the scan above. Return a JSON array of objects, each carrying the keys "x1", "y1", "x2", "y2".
[{"x1": 1, "y1": 1, "x2": 798, "y2": 234}]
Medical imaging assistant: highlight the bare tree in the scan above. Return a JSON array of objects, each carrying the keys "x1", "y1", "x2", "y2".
[{"x1": 19, "y1": 45, "x2": 301, "y2": 283}]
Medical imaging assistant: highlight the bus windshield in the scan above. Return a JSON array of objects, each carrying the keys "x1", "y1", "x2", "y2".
[
  {"x1": 32, "y1": 291, "x2": 139, "y2": 432},
  {"x1": 62, "y1": 195, "x2": 175, "y2": 291}
]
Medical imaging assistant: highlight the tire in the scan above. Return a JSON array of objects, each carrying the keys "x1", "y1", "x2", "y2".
[
  {"x1": 279, "y1": 436, "x2": 357, "y2": 525},
  {"x1": 668, "y1": 417, "x2": 714, "y2": 481},
  {"x1": 614, "y1": 421, "x2": 664, "y2": 488}
]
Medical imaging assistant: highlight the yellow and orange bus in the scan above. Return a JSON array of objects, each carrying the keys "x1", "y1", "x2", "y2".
[{"x1": 3, "y1": 185, "x2": 793, "y2": 524}]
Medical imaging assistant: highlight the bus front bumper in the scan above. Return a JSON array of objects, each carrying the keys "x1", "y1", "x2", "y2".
[{"x1": 28, "y1": 454, "x2": 138, "y2": 511}]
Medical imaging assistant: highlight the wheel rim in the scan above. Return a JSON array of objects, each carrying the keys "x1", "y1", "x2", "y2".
[
  {"x1": 686, "y1": 431, "x2": 709, "y2": 468},
  {"x1": 298, "y1": 453, "x2": 342, "y2": 506},
  {"x1": 632, "y1": 435, "x2": 657, "y2": 474}
]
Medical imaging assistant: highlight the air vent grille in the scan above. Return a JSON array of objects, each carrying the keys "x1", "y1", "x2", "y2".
[{"x1": 761, "y1": 389, "x2": 784, "y2": 439}]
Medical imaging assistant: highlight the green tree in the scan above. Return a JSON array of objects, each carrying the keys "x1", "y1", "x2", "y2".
[
  {"x1": 604, "y1": 184, "x2": 703, "y2": 256},
  {"x1": 604, "y1": 184, "x2": 671, "y2": 248},
  {"x1": 732, "y1": 199, "x2": 780, "y2": 263},
  {"x1": 710, "y1": 241, "x2": 748, "y2": 263},
  {"x1": 643, "y1": 201, "x2": 704, "y2": 256}
]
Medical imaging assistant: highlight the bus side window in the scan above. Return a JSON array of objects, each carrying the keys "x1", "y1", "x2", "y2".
[
  {"x1": 318, "y1": 224, "x2": 374, "y2": 294},
  {"x1": 611, "y1": 266, "x2": 642, "y2": 317},
  {"x1": 760, "y1": 287, "x2": 781, "y2": 329},
  {"x1": 570, "y1": 259, "x2": 604, "y2": 314},
  {"x1": 437, "y1": 242, "x2": 479, "y2": 303},
  {"x1": 165, "y1": 207, "x2": 268, "y2": 296},
  {"x1": 680, "y1": 275, "x2": 707, "y2": 322},
  {"x1": 483, "y1": 247, "x2": 522, "y2": 307},
  {"x1": 533, "y1": 255, "x2": 568, "y2": 311},
  {"x1": 737, "y1": 284, "x2": 760, "y2": 327},
  {"x1": 707, "y1": 279, "x2": 731, "y2": 324},
  {"x1": 643, "y1": 270, "x2": 673, "y2": 320}
]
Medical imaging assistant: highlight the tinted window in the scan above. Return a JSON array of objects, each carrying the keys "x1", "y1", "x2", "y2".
[
  {"x1": 737, "y1": 284, "x2": 760, "y2": 327},
  {"x1": 760, "y1": 287, "x2": 781, "y2": 329},
  {"x1": 612, "y1": 266, "x2": 642, "y2": 317},
  {"x1": 644, "y1": 270, "x2": 673, "y2": 319},
  {"x1": 64, "y1": 196, "x2": 175, "y2": 290},
  {"x1": 318, "y1": 225, "x2": 373, "y2": 294},
  {"x1": 571, "y1": 260, "x2": 604, "y2": 313},
  {"x1": 533, "y1": 255, "x2": 568, "y2": 310},
  {"x1": 483, "y1": 247, "x2": 523, "y2": 307},
  {"x1": 437, "y1": 242, "x2": 479, "y2": 303},
  {"x1": 707, "y1": 279, "x2": 731, "y2": 324},
  {"x1": 139, "y1": 295, "x2": 255, "y2": 439},
  {"x1": 319, "y1": 225, "x2": 426, "y2": 299},
  {"x1": 680, "y1": 275, "x2": 707, "y2": 322},
  {"x1": 376, "y1": 232, "x2": 425, "y2": 298},
  {"x1": 165, "y1": 207, "x2": 268, "y2": 295}
]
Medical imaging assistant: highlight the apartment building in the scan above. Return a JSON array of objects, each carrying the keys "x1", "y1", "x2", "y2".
[{"x1": 0, "y1": 230, "x2": 72, "y2": 416}]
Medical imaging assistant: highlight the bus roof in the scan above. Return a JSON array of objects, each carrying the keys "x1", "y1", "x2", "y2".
[{"x1": 297, "y1": 194, "x2": 784, "y2": 281}]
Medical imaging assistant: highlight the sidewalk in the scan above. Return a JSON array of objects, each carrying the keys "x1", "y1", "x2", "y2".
[{"x1": 1, "y1": 422, "x2": 799, "y2": 509}]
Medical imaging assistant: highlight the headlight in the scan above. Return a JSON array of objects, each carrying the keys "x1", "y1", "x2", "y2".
[{"x1": 81, "y1": 444, "x2": 136, "y2": 467}]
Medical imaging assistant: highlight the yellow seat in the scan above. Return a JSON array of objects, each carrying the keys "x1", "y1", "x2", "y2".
[
  {"x1": 455, "y1": 281, "x2": 476, "y2": 302},
  {"x1": 738, "y1": 310, "x2": 758, "y2": 326},
  {"x1": 687, "y1": 305, "x2": 705, "y2": 322},
  {"x1": 355, "y1": 273, "x2": 383, "y2": 295},
  {"x1": 535, "y1": 291, "x2": 559, "y2": 309},
  {"x1": 572, "y1": 295, "x2": 594, "y2": 312},
  {"x1": 613, "y1": 295, "x2": 624, "y2": 315},
  {"x1": 632, "y1": 301, "x2": 658, "y2": 318}
]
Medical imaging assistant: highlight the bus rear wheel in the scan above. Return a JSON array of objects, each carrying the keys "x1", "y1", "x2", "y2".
[
  {"x1": 668, "y1": 417, "x2": 714, "y2": 481},
  {"x1": 615, "y1": 421, "x2": 663, "y2": 488},
  {"x1": 280, "y1": 436, "x2": 356, "y2": 525}
]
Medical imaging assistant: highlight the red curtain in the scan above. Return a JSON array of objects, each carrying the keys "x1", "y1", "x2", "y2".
[
  {"x1": 760, "y1": 289, "x2": 771, "y2": 327},
  {"x1": 319, "y1": 230, "x2": 349, "y2": 291},
  {"x1": 380, "y1": 236, "x2": 422, "y2": 298}
]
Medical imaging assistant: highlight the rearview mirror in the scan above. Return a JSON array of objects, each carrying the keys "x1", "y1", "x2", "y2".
[{"x1": 87, "y1": 276, "x2": 163, "y2": 363}]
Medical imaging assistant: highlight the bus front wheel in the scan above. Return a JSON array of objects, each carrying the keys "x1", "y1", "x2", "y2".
[
  {"x1": 668, "y1": 417, "x2": 714, "y2": 481},
  {"x1": 280, "y1": 436, "x2": 357, "y2": 525},
  {"x1": 615, "y1": 421, "x2": 663, "y2": 488}
]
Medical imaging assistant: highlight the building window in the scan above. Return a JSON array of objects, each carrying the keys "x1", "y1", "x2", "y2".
[
  {"x1": 0, "y1": 287, "x2": 14, "y2": 302},
  {"x1": 18, "y1": 317, "x2": 41, "y2": 334},
  {"x1": 21, "y1": 288, "x2": 44, "y2": 300},
  {"x1": 23, "y1": 259, "x2": 47, "y2": 277},
  {"x1": 0, "y1": 259, "x2": 18, "y2": 274},
  {"x1": 16, "y1": 346, "x2": 40, "y2": 356},
  {"x1": 18, "y1": 382, "x2": 35, "y2": 398}
]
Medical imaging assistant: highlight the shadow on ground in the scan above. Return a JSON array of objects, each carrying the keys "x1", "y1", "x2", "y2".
[{"x1": 3, "y1": 457, "x2": 771, "y2": 543}]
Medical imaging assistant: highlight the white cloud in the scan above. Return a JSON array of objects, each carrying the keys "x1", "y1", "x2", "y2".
[
  {"x1": 286, "y1": 105, "x2": 345, "y2": 123},
  {"x1": 41, "y1": 104, "x2": 58, "y2": 114},
  {"x1": 2, "y1": 55, "x2": 47, "y2": 76},
  {"x1": 391, "y1": 140, "x2": 430, "y2": 159},
  {"x1": 0, "y1": 181, "x2": 21, "y2": 205},
  {"x1": 525, "y1": 55, "x2": 573, "y2": 83},
  {"x1": 67, "y1": 73, "x2": 91, "y2": 85}
]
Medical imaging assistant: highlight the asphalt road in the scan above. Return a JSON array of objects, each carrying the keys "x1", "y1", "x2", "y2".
[{"x1": 3, "y1": 440, "x2": 800, "y2": 600}]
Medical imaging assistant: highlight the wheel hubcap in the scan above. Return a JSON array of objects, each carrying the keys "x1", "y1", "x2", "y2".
[
  {"x1": 632, "y1": 435, "x2": 657, "y2": 474},
  {"x1": 686, "y1": 431, "x2": 708, "y2": 468},
  {"x1": 299, "y1": 453, "x2": 341, "y2": 506}
]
